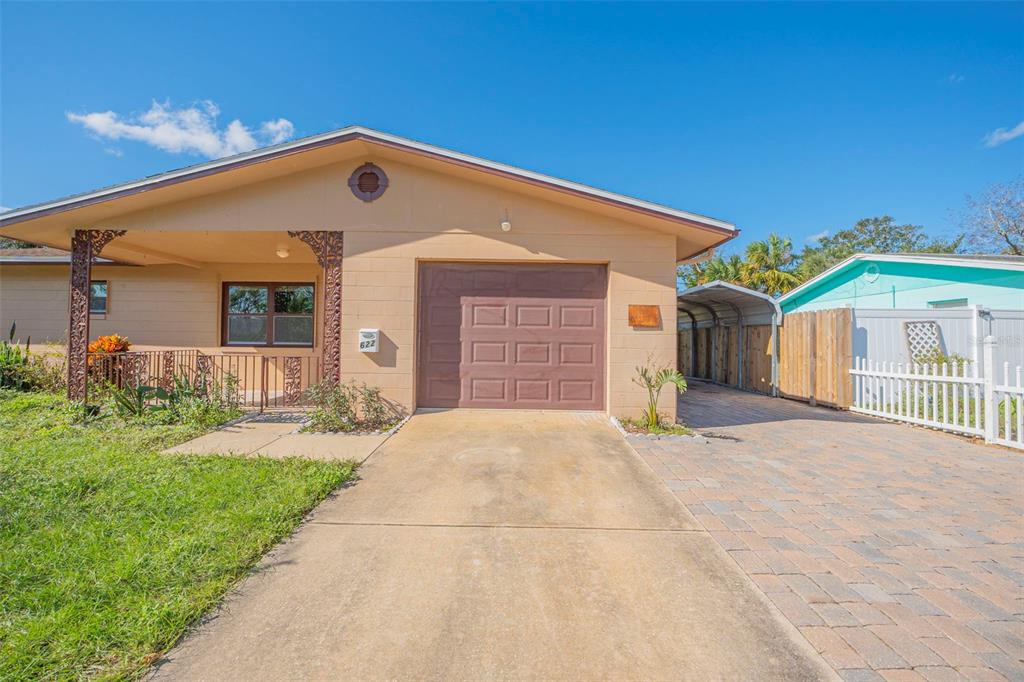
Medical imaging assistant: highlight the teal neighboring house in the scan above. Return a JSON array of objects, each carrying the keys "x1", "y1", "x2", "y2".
[{"x1": 780, "y1": 253, "x2": 1024, "y2": 313}]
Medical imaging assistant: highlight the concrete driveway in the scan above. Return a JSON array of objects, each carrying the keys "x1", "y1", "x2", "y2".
[{"x1": 152, "y1": 409, "x2": 833, "y2": 681}]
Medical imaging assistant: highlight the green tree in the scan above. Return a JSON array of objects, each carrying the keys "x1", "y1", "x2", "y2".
[
  {"x1": 793, "y1": 247, "x2": 834, "y2": 282},
  {"x1": 795, "y1": 216, "x2": 962, "y2": 280},
  {"x1": 817, "y1": 216, "x2": 930, "y2": 255},
  {"x1": 677, "y1": 217, "x2": 964, "y2": 298}
]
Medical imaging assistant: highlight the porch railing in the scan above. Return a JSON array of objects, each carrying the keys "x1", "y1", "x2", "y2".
[{"x1": 86, "y1": 350, "x2": 323, "y2": 411}]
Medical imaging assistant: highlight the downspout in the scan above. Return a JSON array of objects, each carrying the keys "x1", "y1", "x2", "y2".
[
  {"x1": 691, "y1": 314, "x2": 698, "y2": 378},
  {"x1": 771, "y1": 312, "x2": 780, "y2": 398},
  {"x1": 737, "y1": 307, "x2": 745, "y2": 390},
  {"x1": 712, "y1": 317, "x2": 718, "y2": 384}
]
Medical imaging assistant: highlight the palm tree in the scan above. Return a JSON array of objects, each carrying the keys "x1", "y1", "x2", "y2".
[
  {"x1": 704, "y1": 254, "x2": 747, "y2": 285},
  {"x1": 743, "y1": 233, "x2": 801, "y2": 296},
  {"x1": 682, "y1": 254, "x2": 748, "y2": 288},
  {"x1": 632, "y1": 363, "x2": 688, "y2": 430}
]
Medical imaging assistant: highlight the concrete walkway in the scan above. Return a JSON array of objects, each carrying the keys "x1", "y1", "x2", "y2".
[
  {"x1": 628, "y1": 381, "x2": 1024, "y2": 682},
  {"x1": 152, "y1": 409, "x2": 834, "y2": 681},
  {"x1": 163, "y1": 411, "x2": 389, "y2": 461}
]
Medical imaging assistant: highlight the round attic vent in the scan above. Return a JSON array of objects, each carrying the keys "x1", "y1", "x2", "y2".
[
  {"x1": 348, "y1": 163, "x2": 388, "y2": 202},
  {"x1": 863, "y1": 263, "x2": 880, "y2": 283}
]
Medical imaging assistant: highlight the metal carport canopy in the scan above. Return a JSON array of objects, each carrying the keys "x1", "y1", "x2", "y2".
[{"x1": 677, "y1": 280, "x2": 784, "y2": 396}]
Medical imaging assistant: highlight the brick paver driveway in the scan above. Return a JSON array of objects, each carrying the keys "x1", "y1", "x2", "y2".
[{"x1": 627, "y1": 381, "x2": 1023, "y2": 682}]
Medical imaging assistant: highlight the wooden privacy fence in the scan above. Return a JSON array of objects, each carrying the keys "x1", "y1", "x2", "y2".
[
  {"x1": 678, "y1": 325, "x2": 774, "y2": 394},
  {"x1": 851, "y1": 337, "x2": 1023, "y2": 450},
  {"x1": 680, "y1": 308, "x2": 855, "y2": 408},
  {"x1": 679, "y1": 306, "x2": 1023, "y2": 429},
  {"x1": 778, "y1": 309, "x2": 853, "y2": 408}
]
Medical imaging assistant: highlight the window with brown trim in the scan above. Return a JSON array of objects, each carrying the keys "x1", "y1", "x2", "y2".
[{"x1": 222, "y1": 283, "x2": 315, "y2": 347}]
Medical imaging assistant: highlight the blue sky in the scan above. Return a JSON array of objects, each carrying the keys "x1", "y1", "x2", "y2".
[{"x1": 2, "y1": 2, "x2": 1021, "y2": 253}]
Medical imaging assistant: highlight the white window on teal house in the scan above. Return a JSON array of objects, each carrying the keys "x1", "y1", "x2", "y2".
[{"x1": 927, "y1": 297, "x2": 968, "y2": 309}]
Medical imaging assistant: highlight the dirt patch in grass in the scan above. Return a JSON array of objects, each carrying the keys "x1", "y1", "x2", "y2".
[{"x1": 0, "y1": 390, "x2": 357, "y2": 680}]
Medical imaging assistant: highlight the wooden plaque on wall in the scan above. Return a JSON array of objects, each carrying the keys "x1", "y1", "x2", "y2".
[{"x1": 628, "y1": 305, "x2": 662, "y2": 328}]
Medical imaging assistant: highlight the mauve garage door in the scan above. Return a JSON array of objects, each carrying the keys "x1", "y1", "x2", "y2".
[{"x1": 417, "y1": 263, "x2": 607, "y2": 410}]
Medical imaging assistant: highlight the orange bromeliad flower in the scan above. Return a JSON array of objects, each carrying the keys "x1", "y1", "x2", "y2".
[{"x1": 87, "y1": 334, "x2": 131, "y2": 355}]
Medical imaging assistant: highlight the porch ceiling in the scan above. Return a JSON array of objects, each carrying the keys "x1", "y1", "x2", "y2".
[{"x1": 99, "y1": 231, "x2": 319, "y2": 266}]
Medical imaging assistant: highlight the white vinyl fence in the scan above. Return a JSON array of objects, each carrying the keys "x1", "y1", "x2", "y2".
[
  {"x1": 851, "y1": 336, "x2": 1023, "y2": 450},
  {"x1": 852, "y1": 307, "x2": 1023, "y2": 373}
]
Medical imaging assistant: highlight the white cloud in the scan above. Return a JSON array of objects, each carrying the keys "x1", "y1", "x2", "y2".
[
  {"x1": 806, "y1": 230, "x2": 829, "y2": 244},
  {"x1": 66, "y1": 100, "x2": 296, "y2": 159},
  {"x1": 947, "y1": 73, "x2": 965, "y2": 85},
  {"x1": 983, "y1": 120, "x2": 1024, "y2": 148},
  {"x1": 0, "y1": 206, "x2": 10, "y2": 214},
  {"x1": 261, "y1": 118, "x2": 295, "y2": 145},
  {"x1": 104, "y1": 147, "x2": 123, "y2": 157}
]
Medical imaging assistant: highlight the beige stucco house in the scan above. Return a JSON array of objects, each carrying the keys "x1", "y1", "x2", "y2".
[{"x1": 0, "y1": 127, "x2": 737, "y2": 416}]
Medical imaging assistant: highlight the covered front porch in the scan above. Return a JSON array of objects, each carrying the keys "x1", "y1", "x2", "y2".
[{"x1": 66, "y1": 228, "x2": 345, "y2": 407}]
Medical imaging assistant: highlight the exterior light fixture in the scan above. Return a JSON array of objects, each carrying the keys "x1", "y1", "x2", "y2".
[
  {"x1": 500, "y1": 220, "x2": 512, "y2": 232},
  {"x1": 276, "y1": 247, "x2": 290, "y2": 259}
]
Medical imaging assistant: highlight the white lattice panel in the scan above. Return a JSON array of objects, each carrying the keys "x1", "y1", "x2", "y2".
[{"x1": 903, "y1": 320, "x2": 943, "y2": 362}]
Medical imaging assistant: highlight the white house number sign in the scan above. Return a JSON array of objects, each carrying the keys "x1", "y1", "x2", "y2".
[{"x1": 358, "y1": 328, "x2": 380, "y2": 353}]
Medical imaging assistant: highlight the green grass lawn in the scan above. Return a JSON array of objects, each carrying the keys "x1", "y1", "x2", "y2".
[{"x1": 0, "y1": 391, "x2": 357, "y2": 681}]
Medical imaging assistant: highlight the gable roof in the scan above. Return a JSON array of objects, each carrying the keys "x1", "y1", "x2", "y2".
[
  {"x1": 778, "y1": 252, "x2": 1024, "y2": 305},
  {"x1": 0, "y1": 126, "x2": 736, "y2": 239}
]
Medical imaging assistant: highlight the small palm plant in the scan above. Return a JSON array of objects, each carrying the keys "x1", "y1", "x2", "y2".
[{"x1": 632, "y1": 363, "x2": 688, "y2": 430}]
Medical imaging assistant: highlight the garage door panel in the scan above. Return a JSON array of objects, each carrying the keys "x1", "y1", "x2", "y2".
[
  {"x1": 515, "y1": 305, "x2": 552, "y2": 328},
  {"x1": 471, "y1": 304, "x2": 508, "y2": 327},
  {"x1": 514, "y1": 342, "x2": 551, "y2": 365},
  {"x1": 560, "y1": 306, "x2": 597, "y2": 329},
  {"x1": 514, "y1": 379, "x2": 551, "y2": 401},
  {"x1": 559, "y1": 380, "x2": 596, "y2": 402},
  {"x1": 470, "y1": 341, "x2": 508, "y2": 364},
  {"x1": 468, "y1": 378, "x2": 508, "y2": 401},
  {"x1": 559, "y1": 343, "x2": 595, "y2": 365},
  {"x1": 418, "y1": 263, "x2": 606, "y2": 410}
]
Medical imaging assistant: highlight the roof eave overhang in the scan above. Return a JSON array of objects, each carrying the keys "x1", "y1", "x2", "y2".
[{"x1": 0, "y1": 127, "x2": 737, "y2": 245}]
